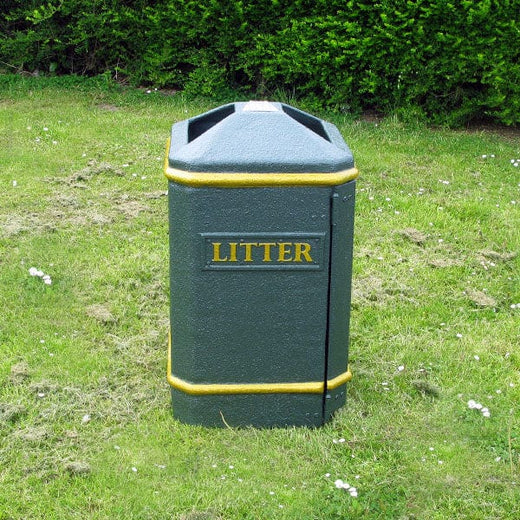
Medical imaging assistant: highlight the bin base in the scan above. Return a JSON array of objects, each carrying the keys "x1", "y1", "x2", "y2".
[{"x1": 170, "y1": 387, "x2": 346, "y2": 428}]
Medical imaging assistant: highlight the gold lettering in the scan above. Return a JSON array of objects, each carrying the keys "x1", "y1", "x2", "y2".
[
  {"x1": 258, "y1": 242, "x2": 276, "y2": 262},
  {"x1": 239, "y1": 242, "x2": 258, "y2": 262},
  {"x1": 277, "y1": 242, "x2": 293, "y2": 262},
  {"x1": 211, "y1": 239, "x2": 316, "y2": 265},
  {"x1": 229, "y1": 242, "x2": 238, "y2": 262},
  {"x1": 294, "y1": 242, "x2": 313, "y2": 262},
  {"x1": 212, "y1": 242, "x2": 228, "y2": 262}
]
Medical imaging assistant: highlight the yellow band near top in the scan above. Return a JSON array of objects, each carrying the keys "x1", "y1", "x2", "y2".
[
  {"x1": 164, "y1": 167, "x2": 359, "y2": 188},
  {"x1": 167, "y1": 335, "x2": 352, "y2": 396},
  {"x1": 164, "y1": 140, "x2": 359, "y2": 188}
]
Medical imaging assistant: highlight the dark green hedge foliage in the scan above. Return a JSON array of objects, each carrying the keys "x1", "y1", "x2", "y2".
[{"x1": 1, "y1": 0, "x2": 519, "y2": 125}]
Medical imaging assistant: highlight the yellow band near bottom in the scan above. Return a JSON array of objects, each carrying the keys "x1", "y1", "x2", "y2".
[{"x1": 167, "y1": 335, "x2": 352, "y2": 396}]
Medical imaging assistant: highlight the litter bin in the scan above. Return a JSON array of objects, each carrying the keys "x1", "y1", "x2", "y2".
[{"x1": 164, "y1": 101, "x2": 358, "y2": 427}]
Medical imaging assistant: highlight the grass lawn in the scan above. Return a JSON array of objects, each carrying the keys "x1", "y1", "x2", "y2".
[{"x1": 0, "y1": 75, "x2": 519, "y2": 519}]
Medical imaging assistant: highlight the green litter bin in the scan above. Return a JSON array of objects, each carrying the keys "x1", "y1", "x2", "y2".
[{"x1": 164, "y1": 101, "x2": 358, "y2": 427}]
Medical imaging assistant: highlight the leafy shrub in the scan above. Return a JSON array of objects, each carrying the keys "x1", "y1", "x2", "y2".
[{"x1": 1, "y1": 0, "x2": 519, "y2": 125}]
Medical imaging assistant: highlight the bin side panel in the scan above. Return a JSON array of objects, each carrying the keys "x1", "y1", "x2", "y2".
[{"x1": 324, "y1": 181, "x2": 356, "y2": 420}]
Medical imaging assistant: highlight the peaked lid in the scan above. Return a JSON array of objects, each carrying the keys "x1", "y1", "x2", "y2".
[{"x1": 167, "y1": 101, "x2": 355, "y2": 174}]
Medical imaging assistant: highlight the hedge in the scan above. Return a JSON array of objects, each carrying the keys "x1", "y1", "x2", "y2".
[{"x1": 1, "y1": 0, "x2": 519, "y2": 125}]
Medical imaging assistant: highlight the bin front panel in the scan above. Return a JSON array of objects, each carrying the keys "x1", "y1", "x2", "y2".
[{"x1": 168, "y1": 184, "x2": 332, "y2": 388}]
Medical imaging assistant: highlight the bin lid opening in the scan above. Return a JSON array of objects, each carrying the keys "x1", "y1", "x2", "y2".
[
  {"x1": 281, "y1": 105, "x2": 330, "y2": 142},
  {"x1": 188, "y1": 104, "x2": 235, "y2": 143}
]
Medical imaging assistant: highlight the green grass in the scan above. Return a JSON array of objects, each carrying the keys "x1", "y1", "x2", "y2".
[{"x1": 1, "y1": 75, "x2": 519, "y2": 519}]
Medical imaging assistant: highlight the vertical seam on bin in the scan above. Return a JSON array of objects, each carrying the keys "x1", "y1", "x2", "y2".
[{"x1": 322, "y1": 191, "x2": 336, "y2": 422}]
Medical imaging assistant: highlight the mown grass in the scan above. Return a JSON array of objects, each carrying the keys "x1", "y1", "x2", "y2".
[{"x1": 1, "y1": 75, "x2": 519, "y2": 519}]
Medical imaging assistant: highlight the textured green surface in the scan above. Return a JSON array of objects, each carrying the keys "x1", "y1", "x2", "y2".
[
  {"x1": 167, "y1": 103, "x2": 356, "y2": 427},
  {"x1": 325, "y1": 181, "x2": 356, "y2": 421},
  {"x1": 168, "y1": 102, "x2": 355, "y2": 173}
]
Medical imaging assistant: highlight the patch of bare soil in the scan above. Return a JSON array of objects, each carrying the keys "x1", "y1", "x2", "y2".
[
  {"x1": 96, "y1": 103, "x2": 119, "y2": 112},
  {"x1": 54, "y1": 193, "x2": 81, "y2": 207},
  {"x1": 64, "y1": 461, "x2": 91, "y2": 476},
  {"x1": 65, "y1": 160, "x2": 125, "y2": 186},
  {"x1": 40, "y1": 206, "x2": 112, "y2": 230},
  {"x1": 465, "y1": 289, "x2": 497, "y2": 308},
  {"x1": 144, "y1": 190, "x2": 168, "y2": 199},
  {"x1": 29, "y1": 380, "x2": 61, "y2": 394},
  {"x1": 115, "y1": 198, "x2": 149, "y2": 218},
  {"x1": 2, "y1": 190, "x2": 151, "y2": 237},
  {"x1": 462, "y1": 123, "x2": 520, "y2": 141},
  {"x1": 399, "y1": 228, "x2": 428, "y2": 245},
  {"x1": 428, "y1": 258, "x2": 464, "y2": 268},
  {"x1": 9, "y1": 362, "x2": 31, "y2": 384},
  {"x1": 85, "y1": 304, "x2": 116, "y2": 324},
  {"x1": 16, "y1": 426, "x2": 49, "y2": 442},
  {"x1": 358, "y1": 110, "x2": 384, "y2": 124},
  {"x1": 1, "y1": 215, "x2": 37, "y2": 238},
  {"x1": 0, "y1": 403, "x2": 28, "y2": 423},
  {"x1": 479, "y1": 250, "x2": 517, "y2": 262},
  {"x1": 352, "y1": 275, "x2": 417, "y2": 307},
  {"x1": 411, "y1": 380, "x2": 441, "y2": 397},
  {"x1": 179, "y1": 511, "x2": 223, "y2": 520}
]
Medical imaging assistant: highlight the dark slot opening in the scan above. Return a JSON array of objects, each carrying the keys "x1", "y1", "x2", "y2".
[
  {"x1": 281, "y1": 105, "x2": 330, "y2": 142},
  {"x1": 322, "y1": 193, "x2": 335, "y2": 423},
  {"x1": 188, "y1": 104, "x2": 235, "y2": 142}
]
